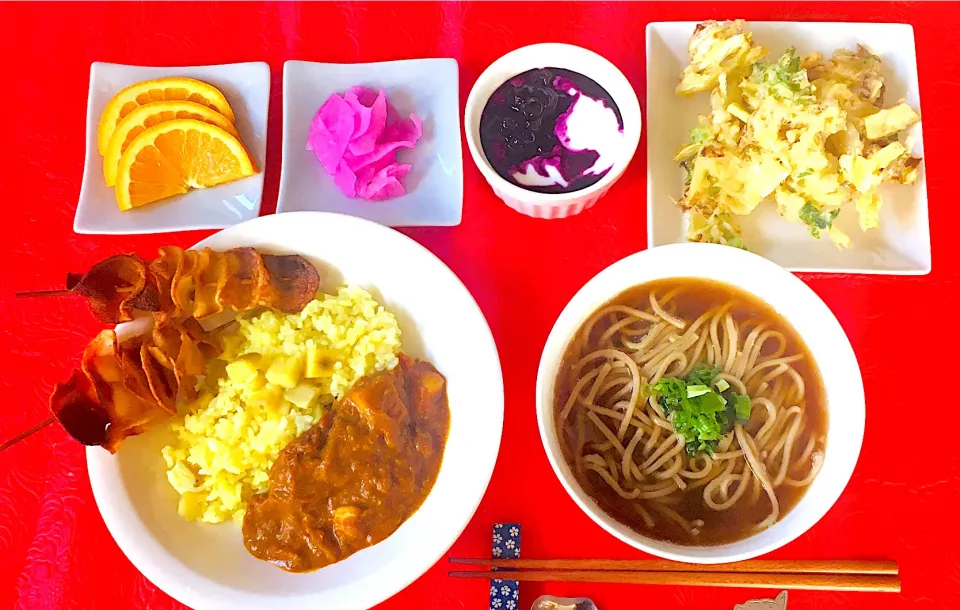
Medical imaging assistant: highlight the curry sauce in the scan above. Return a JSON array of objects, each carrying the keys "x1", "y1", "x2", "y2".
[{"x1": 242, "y1": 356, "x2": 450, "y2": 572}]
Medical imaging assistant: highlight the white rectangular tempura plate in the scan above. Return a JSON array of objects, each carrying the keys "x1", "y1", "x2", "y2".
[{"x1": 646, "y1": 22, "x2": 930, "y2": 275}]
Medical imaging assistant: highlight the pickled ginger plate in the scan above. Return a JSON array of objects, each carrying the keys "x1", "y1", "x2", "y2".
[{"x1": 87, "y1": 212, "x2": 503, "y2": 610}]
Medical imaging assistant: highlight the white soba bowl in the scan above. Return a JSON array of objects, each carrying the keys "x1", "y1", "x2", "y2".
[
  {"x1": 536, "y1": 243, "x2": 865, "y2": 563},
  {"x1": 465, "y1": 43, "x2": 642, "y2": 219}
]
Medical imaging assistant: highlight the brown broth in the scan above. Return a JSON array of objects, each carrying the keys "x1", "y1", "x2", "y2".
[{"x1": 554, "y1": 278, "x2": 828, "y2": 546}]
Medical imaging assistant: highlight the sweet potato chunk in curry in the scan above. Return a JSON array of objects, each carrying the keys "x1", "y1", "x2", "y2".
[{"x1": 242, "y1": 356, "x2": 449, "y2": 572}]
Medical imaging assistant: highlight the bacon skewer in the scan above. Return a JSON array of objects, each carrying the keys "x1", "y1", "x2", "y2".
[
  {"x1": 4, "y1": 246, "x2": 322, "y2": 453},
  {"x1": 15, "y1": 246, "x2": 320, "y2": 324},
  {"x1": 46, "y1": 317, "x2": 221, "y2": 452}
]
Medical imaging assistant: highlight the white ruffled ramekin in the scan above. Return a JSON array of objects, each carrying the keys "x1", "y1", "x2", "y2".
[{"x1": 465, "y1": 43, "x2": 642, "y2": 219}]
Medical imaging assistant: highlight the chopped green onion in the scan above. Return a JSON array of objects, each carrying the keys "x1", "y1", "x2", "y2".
[
  {"x1": 649, "y1": 362, "x2": 756, "y2": 456},
  {"x1": 684, "y1": 363, "x2": 719, "y2": 386},
  {"x1": 735, "y1": 394, "x2": 752, "y2": 421},
  {"x1": 799, "y1": 202, "x2": 840, "y2": 239},
  {"x1": 690, "y1": 126, "x2": 710, "y2": 145}
]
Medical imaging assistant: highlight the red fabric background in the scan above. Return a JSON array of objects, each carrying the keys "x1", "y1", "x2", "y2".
[{"x1": 0, "y1": 2, "x2": 955, "y2": 609}]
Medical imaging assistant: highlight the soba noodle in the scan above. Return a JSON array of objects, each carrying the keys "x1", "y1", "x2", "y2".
[{"x1": 555, "y1": 279, "x2": 827, "y2": 545}]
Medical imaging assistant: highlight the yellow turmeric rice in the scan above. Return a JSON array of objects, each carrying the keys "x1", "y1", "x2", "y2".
[{"x1": 161, "y1": 286, "x2": 401, "y2": 524}]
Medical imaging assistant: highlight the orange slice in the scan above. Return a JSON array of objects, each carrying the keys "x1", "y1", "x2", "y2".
[
  {"x1": 115, "y1": 119, "x2": 256, "y2": 211},
  {"x1": 97, "y1": 77, "x2": 235, "y2": 155},
  {"x1": 103, "y1": 100, "x2": 240, "y2": 187}
]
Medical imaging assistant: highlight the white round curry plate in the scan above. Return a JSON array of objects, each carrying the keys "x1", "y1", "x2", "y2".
[
  {"x1": 537, "y1": 243, "x2": 864, "y2": 563},
  {"x1": 87, "y1": 211, "x2": 504, "y2": 610}
]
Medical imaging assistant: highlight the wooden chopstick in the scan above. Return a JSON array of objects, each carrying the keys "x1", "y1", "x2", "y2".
[
  {"x1": 449, "y1": 558, "x2": 898, "y2": 575},
  {"x1": 448, "y1": 569, "x2": 901, "y2": 592}
]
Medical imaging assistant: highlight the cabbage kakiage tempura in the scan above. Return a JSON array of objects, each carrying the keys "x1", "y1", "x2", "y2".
[{"x1": 674, "y1": 20, "x2": 922, "y2": 250}]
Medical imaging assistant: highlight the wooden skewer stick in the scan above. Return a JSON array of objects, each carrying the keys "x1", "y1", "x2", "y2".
[
  {"x1": 15, "y1": 289, "x2": 75, "y2": 298},
  {"x1": 0, "y1": 417, "x2": 56, "y2": 452}
]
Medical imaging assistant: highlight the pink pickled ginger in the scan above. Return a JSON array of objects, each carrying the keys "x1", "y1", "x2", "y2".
[{"x1": 307, "y1": 86, "x2": 422, "y2": 201}]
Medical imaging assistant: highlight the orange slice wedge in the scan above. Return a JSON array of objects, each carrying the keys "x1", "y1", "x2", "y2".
[
  {"x1": 103, "y1": 100, "x2": 240, "y2": 187},
  {"x1": 97, "y1": 77, "x2": 235, "y2": 155},
  {"x1": 115, "y1": 119, "x2": 256, "y2": 211}
]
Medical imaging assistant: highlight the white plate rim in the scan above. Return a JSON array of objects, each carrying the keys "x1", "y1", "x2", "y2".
[{"x1": 86, "y1": 211, "x2": 504, "y2": 609}]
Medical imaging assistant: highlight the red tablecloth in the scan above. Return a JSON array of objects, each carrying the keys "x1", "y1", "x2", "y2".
[{"x1": 0, "y1": 2, "x2": 955, "y2": 609}]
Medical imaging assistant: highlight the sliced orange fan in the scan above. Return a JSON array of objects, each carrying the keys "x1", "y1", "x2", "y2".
[
  {"x1": 115, "y1": 119, "x2": 256, "y2": 211},
  {"x1": 97, "y1": 77, "x2": 236, "y2": 155},
  {"x1": 103, "y1": 100, "x2": 240, "y2": 187}
]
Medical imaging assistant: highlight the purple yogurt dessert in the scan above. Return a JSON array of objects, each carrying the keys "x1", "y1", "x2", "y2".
[{"x1": 479, "y1": 67, "x2": 624, "y2": 194}]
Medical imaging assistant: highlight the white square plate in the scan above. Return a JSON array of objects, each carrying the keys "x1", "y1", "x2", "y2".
[
  {"x1": 646, "y1": 22, "x2": 930, "y2": 274},
  {"x1": 278, "y1": 59, "x2": 463, "y2": 226},
  {"x1": 75, "y1": 62, "x2": 269, "y2": 235}
]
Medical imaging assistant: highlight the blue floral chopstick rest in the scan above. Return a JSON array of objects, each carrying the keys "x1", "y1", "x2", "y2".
[{"x1": 490, "y1": 523, "x2": 520, "y2": 610}]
